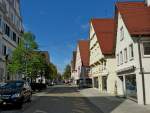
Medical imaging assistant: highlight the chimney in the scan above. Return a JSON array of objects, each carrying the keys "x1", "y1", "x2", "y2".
[{"x1": 145, "y1": 0, "x2": 150, "y2": 6}]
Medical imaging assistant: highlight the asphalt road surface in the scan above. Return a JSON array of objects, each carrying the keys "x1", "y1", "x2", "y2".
[{"x1": 0, "y1": 85, "x2": 103, "y2": 113}]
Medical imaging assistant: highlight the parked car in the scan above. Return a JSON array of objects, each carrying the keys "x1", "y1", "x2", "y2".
[
  {"x1": 0, "y1": 82, "x2": 6, "y2": 87},
  {"x1": 30, "y1": 83, "x2": 47, "y2": 91},
  {"x1": 0, "y1": 80, "x2": 32, "y2": 108}
]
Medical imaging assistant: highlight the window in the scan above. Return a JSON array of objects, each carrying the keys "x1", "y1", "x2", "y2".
[
  {"x1": 103, "y1": 61, "x2": 106, "y2": 70},
  {"x1": 124, "y1": 48, "x2": 128, "y2": 62},
  {"x1": 129, "y1": 44, "x2": 134, "y2": 59},
  {"x1": 143, "y1": 42, "x2": 150, "y2": 56},
  {"x1": 17, "y1": 37, "x2": 20, "y2": 44},
  {"x1": 10, "y1": 12, "x2": 13, "y2": 22},
  {"x1": 10, "y1": 30, "x2": 13, "y2": 39},
  {"x1": 13, "y1": 32, "x2": 16, "y2": 42},
  {"x1": 120, "y1": 26, "x2": 124, "y2": 41},
  {"x1": 2, "y1": 44, "x2": 7, "y2": 55},
  {"x1": 0, "y1": 16, "x2": 2, "y2": 28},
  {"x1": 5, "y1": 24, "x2": 10, "y2": 37},
  {"x1": 120, "y1": 51, "x2": 123, "y2": 65},
  {"x1": 117, "y1": 54, "x2": 119, "y2": 66}
]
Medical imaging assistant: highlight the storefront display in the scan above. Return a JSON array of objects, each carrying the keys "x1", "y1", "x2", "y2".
[{"x1": 125, "y1": 74, "x2": 137, "y2": 100}]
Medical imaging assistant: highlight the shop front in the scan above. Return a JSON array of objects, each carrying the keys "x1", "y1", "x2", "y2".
[
  {"x1": 125, "y1": 74, "x2": 137, "y2": 100},
  {"x1": 102, "y1": 76, "x2": 107, "y2": 91},
  {"x1": 94, "y1": 77, "x2": 99, "y2": 88}
]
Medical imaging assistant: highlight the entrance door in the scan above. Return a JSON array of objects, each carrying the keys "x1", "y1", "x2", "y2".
[
  {"x1": 102, "y1": 76, "x2": 107, "y2": 91},
  {"x1": 125, "y1": 74, "x2": 137, "y2": 100},
  {"x1": 94, "y1": 77, "x2": 98, "y2": 88}
]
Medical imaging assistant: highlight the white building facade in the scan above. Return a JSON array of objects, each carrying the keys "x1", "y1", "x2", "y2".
[
  {"x1": 0, "y1": 0, "x2": 23, "y2": 82},
  {"x1": 115, "y1": 1, "x2": 150, "y2": 104},
  {"x1": 89, "y1": 19, "x2": 118, "y2": 95},
  {"x1": 71, "y1": 51, "x2": 77, "y2": 84},
  {"x1": 74, "y1": 40, "x2": 91, "y2": 87}
]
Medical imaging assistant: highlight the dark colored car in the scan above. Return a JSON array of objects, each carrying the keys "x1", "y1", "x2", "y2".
[{"x1": 0, "y1": 80, "x2": 32, "y2": 107}]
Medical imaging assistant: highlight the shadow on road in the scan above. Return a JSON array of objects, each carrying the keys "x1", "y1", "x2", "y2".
[{"x1": 0, "y1": 85, "x2": 126, "y2": 113}]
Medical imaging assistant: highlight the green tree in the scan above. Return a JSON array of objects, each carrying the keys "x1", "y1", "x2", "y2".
[
  {"x1": 48, "y1": 63, "x2": 58, "y2": 80},
  {"x1": 62, "y1": 64, "x2": 71, "y2": 79},
  {"x1": 8, "y1": 32, "x2": 44, "y2": 79}
]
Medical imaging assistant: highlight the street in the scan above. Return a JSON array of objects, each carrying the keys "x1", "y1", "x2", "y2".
[{"x1": 0, "y1": 85, "x2": 102, "y2": 113}]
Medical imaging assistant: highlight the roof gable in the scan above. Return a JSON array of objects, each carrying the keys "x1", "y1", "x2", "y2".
[
  {"x1": 91, "y1": 19, "x2": 115, "y2": 55},
  {"x1": 78, "y1": 40, "x2": 90, "y2": 66},
  {"x1": 116, "y1": 2, "x2": 150, "y2": 36}
]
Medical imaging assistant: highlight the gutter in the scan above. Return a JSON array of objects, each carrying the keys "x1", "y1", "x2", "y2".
[{"x1": 137, "y1": 37, "x2": 146, "y2": 105}]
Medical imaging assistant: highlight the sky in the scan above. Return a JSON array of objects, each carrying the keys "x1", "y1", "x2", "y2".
[{"x1": 20, "y1": 0, "x2": 142, "y2": 73}]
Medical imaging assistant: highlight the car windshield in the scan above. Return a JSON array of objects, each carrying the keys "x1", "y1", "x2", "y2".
[{"x1": 3, "y1": 81, "x2": 24, "y2": 88}]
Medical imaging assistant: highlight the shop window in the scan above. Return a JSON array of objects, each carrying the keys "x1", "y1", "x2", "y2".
[
  {"x1": 125, "y1": 74, "x2": 137, "y2": 100},
  {"x1": 143, "y1": 42, "x2": 150, "y2": 56}
]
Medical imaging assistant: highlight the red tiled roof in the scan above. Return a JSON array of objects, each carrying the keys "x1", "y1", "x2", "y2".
[
  {"x1": 116, "y1": 2, "x2": 150, "y2": 36},
  {"x1": 78, "y1": 40, "x2": 90, "y2": 66},
  {"x1": 91, "y1": 19, "x2": 115, "y2": 55}
]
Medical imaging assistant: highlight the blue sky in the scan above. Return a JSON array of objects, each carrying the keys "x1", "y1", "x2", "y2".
[{"x1": 20, "y1": 0, "x2": 142, "y2": 73}]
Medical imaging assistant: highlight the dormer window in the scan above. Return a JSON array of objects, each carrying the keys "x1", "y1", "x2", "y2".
[{"x1": 120, "y1": 26, "x2": 124, "y2": 41}]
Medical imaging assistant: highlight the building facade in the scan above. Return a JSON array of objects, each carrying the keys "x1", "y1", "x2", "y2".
[
  {"x1": 0, "y1": 0, "x2": 23, "y2": 82},
  {"x1": 71, "y1": 51, "x2": 77, "y2": 84},
  {"x1": 115, "y1": 1, "x2": 150, "y2": 104},
  {"x1": 74, "y1": 40, "x2": 91, "y2": 87},
  {"x1": 89, "y1": 19, "x2": 118, "y2": 95}
]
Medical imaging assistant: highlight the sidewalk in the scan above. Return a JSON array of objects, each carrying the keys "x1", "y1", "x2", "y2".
[{"x1": 79, "y1": 88, "x2": 150, "y2": 113}]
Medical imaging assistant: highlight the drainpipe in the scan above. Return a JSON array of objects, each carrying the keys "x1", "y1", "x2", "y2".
[{"x1": 137, "y1": 38, "x2": 146, "y2": 105}]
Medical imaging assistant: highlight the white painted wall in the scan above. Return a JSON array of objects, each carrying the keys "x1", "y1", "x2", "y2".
[
  {"x1": 105, "y1": 58, "x2": 118, "y2": 95},
  {"x1": 145, "y1": 0, "x2": 150, "y2": 6},
  {"x1": 89, "y1": 23, "x2": 104, "y2": 66},
  {"x1": 116, "y1": 13, "x2": 136, "y2": 71},
  {"x1": 116, "y1": 12, "x2": 150, "y2": 105},
  {"x1": 75, "y1": 45, "x2": 82, "y2": 81}
]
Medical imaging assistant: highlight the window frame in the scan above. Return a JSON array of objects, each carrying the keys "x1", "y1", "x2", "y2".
[
  {"x1": 142, "y1": 41, "x2": 150, "y2": 57},
  {"x1": 129, "y1": 44, "x2": 134, "y2": 60},
  {"x1": 120, "y1": 26, "x2": 124, "y2": 41},
  {"x1": 120, "y1": 51, "x2": 123, "y2": 65},
  {"x1": 117, "y1": 54, "x2": 119, "y2": 66},
  {"x1": 124, "y1": 48, "x2": 128, "y2": 63}
]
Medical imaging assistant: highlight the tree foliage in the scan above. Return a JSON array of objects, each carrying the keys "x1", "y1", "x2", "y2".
[
  {"x1": 48, "y1": 63, "x2": 57, "y2": 80},
  {"x1": 8, "y1": 32, "x2": 44, "y2": 78},
  {"x1": 62, "y1": 64, "x2": 71, "y2": 79},
  {"x1": 8, "y1": 32, "x2": 58, "y2": 81}
]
